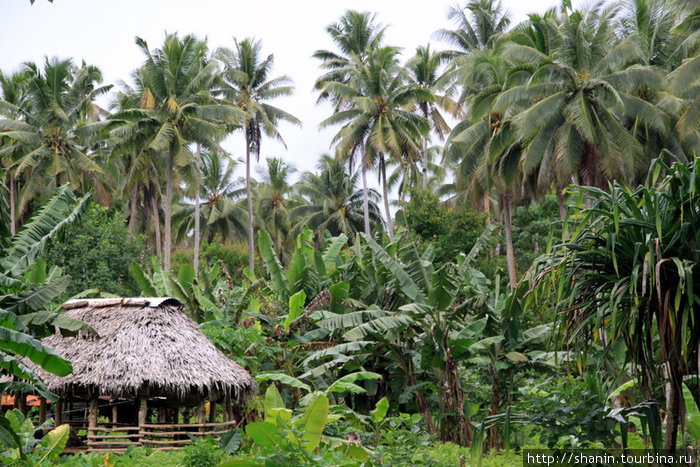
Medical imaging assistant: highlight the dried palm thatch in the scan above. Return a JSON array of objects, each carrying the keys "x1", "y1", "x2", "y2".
[{"x1": 30, "y1": 297, "x2": 256, "y2": 403}]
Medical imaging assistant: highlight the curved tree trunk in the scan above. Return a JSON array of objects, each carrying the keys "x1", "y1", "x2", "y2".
[
  {"x1": 164, "y1": 145, "x2": 174, "y2": 272},
  {"x1": 380, "y1": 155, "x2": 393, "y2": 240},
  {"x1": 361, "y1": 162, "x2": 371, "y2": 236},
  {"x1": 193, "y1": 143, "x2": 201, "y2": 278},
  {"x1": 502, "y1": 192, "x2": 517, "y2": 288},
  {"x1": 246, "y1": 134, "x2": 255, "y2": 273}
]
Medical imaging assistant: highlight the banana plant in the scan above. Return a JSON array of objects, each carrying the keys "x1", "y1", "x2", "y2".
[
  {"x1": 0, "y1": 183, "x2": 91, "y2": 456},
  {"x1": 129, "y1": 257, "x2": 220, "y2": 322}
]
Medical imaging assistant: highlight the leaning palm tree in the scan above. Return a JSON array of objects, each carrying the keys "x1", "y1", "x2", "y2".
[
  {"x1": 215, "y1": 38, "x2": 301, "y2": 273},
  {"x1": 321, "y1": 46, "x2": 430, "y2": 239},
  {"x1": 292, "y1": 155, "x2": 382, "y2": 244}
]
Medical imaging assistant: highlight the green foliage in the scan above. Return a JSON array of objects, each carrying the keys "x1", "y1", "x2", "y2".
[
  {"x1": 515, "y1": 376, "x2": 617, "y2": 449},
  {"x1": 43, "y1": 202, "x2": 145, "y2": 298},
  {"x1": 182, "y1": 437, "x2": 226, "y2": 467},
  {"x1": 400, "y1": 190, "x2": 486, "y2": 266},
  {"x1": 200, "y1": 242, "x2": 251, "y2": 282}
]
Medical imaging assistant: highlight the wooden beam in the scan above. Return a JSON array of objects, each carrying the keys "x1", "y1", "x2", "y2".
[
  {"x1": 208, "y1": 401, "x2": 216, "y2": 423},
  {"x1": 54, "y1": 398, "x2": 63, "y2": 426},
  {"x1": 39, "y1": 397, "x2": 47, "y2": 424},
  {"x1": 198, "y1": 401, "x2": 206, "y2": 436},
  {"x1": 112, "y1": 403, "x2": 118, "y2": 427},
  {"x1": 138, "y1": 396, "x2": 148, "y2": 428}
]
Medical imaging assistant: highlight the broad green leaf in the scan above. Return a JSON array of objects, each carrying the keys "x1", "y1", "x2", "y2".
[
  {"x1": 327, "y1": 371, "x2": 382, "y2": 394},
  {"x1": 256, "y1": 372, "x2": 311, "y2": 392},
  {"x1": 370, "y1": 397, "x2": 389, "y2": 424},
  {"x1": 283, "y1": 290, "x2": 306, "y2": 332},
  {"x1": 683, "y1": 383, "x2": 700, "y2": 441},
  {"x1": 245, "y1": 421, "x2": 284, "y2": 448},
  {"x1": 322, "y1": 234, "x2": 348, "y2": 269},
  {"x1": 129, "y1": 263, "x2": 158, "y2": 296},
  {"x1": 219, "y1": 428, "x2": 243, "y2": 454},
  {"x1": 257, "y1": 229, "x2": 288, "y2": 298},
  {"x1": 301, "y1": 395, "x2": 329, "y2": 453},
  {"x1": 264, "y1": 385, "x2": 285, "y2": 423},
  {"x1": 37, "y1": 423, "x2": 69, "y2": 464},
  {"x1": 504, "y1": 351, "x2": 527, "y2": 363},
  {"x1": 0, "y1": 327, "x2": 71, "y2": 376},
  {"x1": 0, "y1": 413, "x2": 22, "y2": 454}
]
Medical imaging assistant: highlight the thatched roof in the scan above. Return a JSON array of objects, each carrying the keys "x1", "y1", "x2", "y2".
[{"x1": 31, "y1": 297, "x2": 257, "y2": 403}]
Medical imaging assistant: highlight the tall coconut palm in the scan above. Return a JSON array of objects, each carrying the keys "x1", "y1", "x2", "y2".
[
  {"x1": 112, "y1": 33, "x2": 242, "y2": 272},
  {"x1": 255, "y1": 157, "x2": 299, "y2": 263},
  {"x1": 321, "y1": 46, "x2": 430, "y2": 240},
  {"x1": 405, "y1": 45, "x2": 455, "y2": 190},
  {"x1": 292, "y1": 154, "x2": 382, "y2": 243},
  {"x1": 215, "y1": 38, "x2": 301, "y2": 273},
  {"x1": 172, "y1": 151, "x2": 246, "y2": 244},
  {"x1": 314, "y1": 10, "x2": 386, "y2": 236},
  {"x1": 436, "y1": 0, "x2": 512, "y2": 56}
]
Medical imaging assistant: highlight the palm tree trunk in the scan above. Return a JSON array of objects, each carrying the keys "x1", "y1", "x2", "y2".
[
  {"x1": 164, "y1": 145, "x2": 174, "y2": 272},
  {"x1": 557, "y1": 188, "x2": 567, "y2": 221},
  {"x1": 502, "y1": 192, "x2": 517, "y2": 288},
  {"x1": 361, "y1": 162, "x2": 371, "y2": 236},
  {"x1": 483, "y1": 192, "x2": 490, "y2": 224},
  {"x1": 128, "y1": 183, "x2": 139, "y2": 236},
  {"x1": 245, "y1": 134, "x2": 255, "y2": 273},
  {"x1": 422, "y1": 137, "x2": 429, "y2": 191},
  {"x1": 9, "y1": 171, "x2": 16, "y2": 236},
  {"x1": 442, "y1": 346, "x2": 472, "y2": 446},
  {"x1": 150, "y1": 183, "x2": 162, "y2": 261},
  {"x1": 193, "y1": 143, "x2": 202, "y2": 278},
  {"x1": 380, "y1": 155, "x2": 393, "y2": 240}
]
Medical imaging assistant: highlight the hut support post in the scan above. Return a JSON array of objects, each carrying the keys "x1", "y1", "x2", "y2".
[
  {"x1": 198, "y1": 401, "x2": 206, "y2": 437},
  {"x1": 39, "y1": 397, "x2": 47, "y2": 424},
  {"x1": 54, "y1": 398, "x2": 63, "y2": 426},
  {"x1": 209, "y1": 401, "x2": 216, "y2": 423},
  {"x1": 112, "y1": 403, "x2": 118, "y2": 427},
  {"x1": 88, "y1": 397, "x2": 98, "y2": 450},
  {"x1": 138, "y1": 396, "x2": 147, "y2": 446},
  {"x1": 16, "y1": 392, "x2": 27, "y2": 415}
]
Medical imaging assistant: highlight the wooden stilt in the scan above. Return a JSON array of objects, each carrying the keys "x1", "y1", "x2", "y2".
[
  {"x1": 55, "y1": 398, "x2": 63, "y2": 426},
  {"x1": 88, "y1": 397, "x2": 98, "y2": 428},
  {"x1": 209, "y1": 401, "x2": 216, "y2": 423},
  {"x1": 39, "y1": 397, "x2": 47, "y2": 424},
  {"x1": 198, "y1": 401, "x2": 206, "y2": 437},
  {"x1": 16, "y1": 392, "x2": 27, "y2": 415},
  {"x1": 158, "y1": 406, "x2": 166, "y2": 423},
  {"x1": 112, "y1": 402, "x2": 118, "y2": 427},
  {"x1": 223, "y1": 397, "x2": 230, "y2": 422},
  {"x1": 138, "y1": 396, "x2": 148, "y2": 427}
]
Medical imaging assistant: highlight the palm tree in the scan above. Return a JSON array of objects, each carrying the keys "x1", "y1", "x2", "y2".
[
  {"x1": 112, "y1": 33, "x2": 241, "y2": 272},
  {"x1": 321, "y1": 46, "x2": 430, "y2": 240},
  {"x1": 313, "y1": 10, "x2": 386, "y2": 109},
  {"x1": 314, "y1": 10, "x2": 386, "y2": 235},
  {"x1": 436, "y1": 0, "x2": 511, "y2": 56},
  {"x1": 496, "y1": 3, "x2": 668, "y2": 192},
  {"x1": 292, "y1": 155, "x2": 382, "y2": 243},
  {"x1": 255, "y1": 157, "x2": 299, "y2": 263},
  {"x1": 172, "y1": 151, "x2": 246, "y2": 244},
  {"x1": 405, "y1": 45, "x2": 455, "y2": 190},
  {"x1": 215, "y1": 38, "x2": 301, "y2": 273},
  {"x1": 0, "y1": 58, "x2": 111, "y2": 222}
]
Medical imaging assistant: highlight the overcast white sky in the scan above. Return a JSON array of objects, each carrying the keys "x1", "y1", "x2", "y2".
[{"x1": 2, "y1": 0, "x2": 576, "y2": 182}]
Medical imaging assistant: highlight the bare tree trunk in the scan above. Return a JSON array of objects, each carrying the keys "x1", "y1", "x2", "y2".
[
  {"x1": 409, "y1": 372, "x2": 437, "y2": 436},
  {"x1": 361, "y1": 162, "x2": 371, "y2": 236},
  {"x1": 422, "y1": 137, "x2": 429, "y2": 191},
  {"x1": 483, "y1": 191, "x2": 490, "y2": 224},
  {"x1": 380, "y1": 155, "x2": 393, "y2": 240},
  {"x1": 164, "y1": 145, "x2": 174, "y2": 273},
  {"x1": 442, "y1": 347, "x2": 472, "y2": 446},
  {"x1": 150, "y1": 184, "x2": 162, "y2": 262},
  {"x1": 193, "y1": 143, "x2": 201, "y2": 278},
  {"x1": 557, "y1": 188, "x2": 567, "y2": 221},
  {"x1": 128, "y1": 183, "x2": 139, "y2": 236},
  {"x1": 502, "y1": 192, "x2": 517, "y2": 288},
  {"x1": 9, "y1": 171, "x2": 16, "y2": 236},
  {"x1": 246, "y1": 135, "x2": 255, "y2": 273},
  {"x1": 489, "y1": 375, "x2": 501, "y2": 450}
]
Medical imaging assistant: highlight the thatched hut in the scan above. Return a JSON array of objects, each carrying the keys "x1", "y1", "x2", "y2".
[{"x1": 29, "y1": 297, "x2": 256, "y2": 452}]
